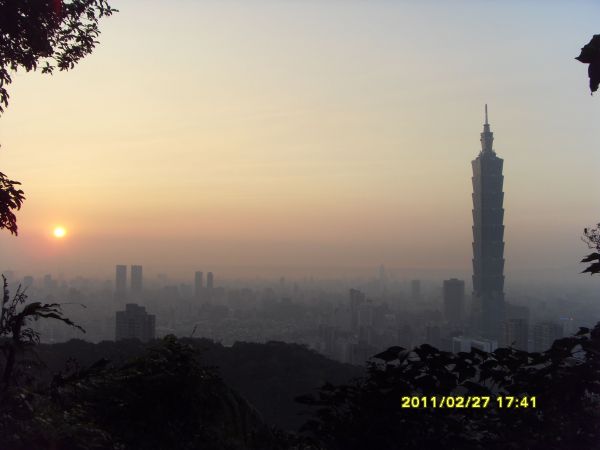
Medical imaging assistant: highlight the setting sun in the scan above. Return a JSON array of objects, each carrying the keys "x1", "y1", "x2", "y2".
[{"x1": 53, "y1": 226, "x2": 67, "y2": 238}]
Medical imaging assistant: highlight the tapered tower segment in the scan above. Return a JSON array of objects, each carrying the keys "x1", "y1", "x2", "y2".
[{"x1": 471, "y1": 105, "x2": 505, "y2": 340}]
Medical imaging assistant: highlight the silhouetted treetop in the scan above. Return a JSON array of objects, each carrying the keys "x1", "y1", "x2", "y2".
[
  {"x1": 0, "y1": 275, "x2": 84, "y2": 391},
  {"x1": 582, "y1": 224, "x2": 600, "y2": 275},
  {"x1": 0, "y1": 0, "x2": 115, "y2": 236},
  {"x1": 576, "y1": 35, "x2": 600, "y2": 93},
  {"x1": 298, "y1": 323, "x2": 600, "y2": 450},
  {"x1": 0, "y1": 0, "x2": 117, "y2": 114},
  {"x1": 0, "y1": 170, "x2": 24, "y2": 235}
]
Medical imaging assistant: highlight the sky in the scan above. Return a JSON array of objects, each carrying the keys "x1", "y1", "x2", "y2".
[{"x1": 1, "y1": 0, "x2": 600, "y2": 283}]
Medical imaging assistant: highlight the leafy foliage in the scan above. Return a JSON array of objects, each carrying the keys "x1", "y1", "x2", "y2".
[
  {"x1": 0, "y1": 277, "x2": 98, "y2": 449},
  {"x1": 298, "y1": 324, "x2": 600, "y2": 450},
  {"x1": 0, "y1": 169, "x2": 25, "y2": 235},
  {"x1": 201, "y1": 340, "x2": 364, "y2": 431},
  {"x1": 2, "y1": 334, "x2": 289, "y2": 450},
  {"x1": 0, "y1": 275, "x2": 84, "y2": 390},
  {"x1": 51, "y1": 336, "x2": 241, "y2": 449},
  {"x1": 576, "y1": 35, "x2": 600, "y2": 93},
  {"x1": 4, "y1": 316, "x2": 600, "y2": 449},
  {"x1": 0, "y1": 0, "x2": 117, "y2": 114},
  {"x1": 0, "y1": 0, "x2": 116, "y2": 236},
  {"x1": 35, "y1": 337, "x2": 364, "y2": 432},
  {"x1": 581, "y1": 223, "x2": 600, "y2": 275}
]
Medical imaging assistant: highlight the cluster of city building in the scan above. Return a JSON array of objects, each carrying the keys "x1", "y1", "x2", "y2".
[
  {"x1": 113, "y1": 265, "x2": 216, "y2": 341},
  {"x1": 10, "y1": 266, "x2": 585, "y2": 366},
  {"x1": 110, "y1": 107, "x2": 568, "y2": 360},
  {"x1": 6, "y1": 107, "x2": 592, "y2": 364}
]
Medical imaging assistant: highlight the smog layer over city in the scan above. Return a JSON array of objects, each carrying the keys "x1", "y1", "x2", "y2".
[{"x1": 1, "y1": 2, "x2": 600, "y2": 449}]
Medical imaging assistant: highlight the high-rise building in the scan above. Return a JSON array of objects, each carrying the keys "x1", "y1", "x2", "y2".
[
  {"x1": 471, "y1": 105, "x2": 506, "y2": 341},
  {"x1": 22, "y1": 275, "x2": 34, "y2": 289},
  {"x1": 115, "y1": 265, "x2": 127, "y2": 296},
  {"x1": 452, "y1": 336, "x2": 497, "y2": 353},
  {"x1": 506, "y1": 303, "x2": 530, "y2": 321},
  {"x1": 131, "y1": 265, "x2": 143, "y2": 294},
  {"x1": 559, "y1": 317, "x2": 576, "y2": 337},
  {"x1": 115, "y1": 303, "x2": 155, "y2": 342},
  {"x1": 349, "y1": 289, "x2": 366, "y2": 331},
  {"x1": 357, "y1": 301, "x2": 374, "y2": 344},
  {"x1": 194, "y1": 271, "x2": 203, "y2": 297},
  {"x1": 503, "y1": 318, "x2": 529, "y2": 350},
  {"x1": 425, "y1": 325, "x2": 441, "y2": 348},
  {"x1": 206, "y1": 272, "x2": 214, "y2": 290},
  {"x1": 443, "y1": 279, "x2": 465, "y2": 324},
  {"x1": 43, "y1": 274, "x2": 56, "y2": 290},
  {"x1": 410, "y1": 280, "x2": 421, "y2": 301},
  {"x1": 533, "y1": 321, "x2": 563, "y2": 352}
]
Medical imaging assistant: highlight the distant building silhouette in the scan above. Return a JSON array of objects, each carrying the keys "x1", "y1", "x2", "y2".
[
  {"x1": 426, "y1": 325, "x2": 441, "y2": 348},
  {"x1": 357, "y1": 300, "x2": 374, "y2": 344},
  {"x1": 410, "y1": 280, "x2": 421, "y2": 301},
  {"x1": 559, "y1": 317, "x2": 576, "y2": 337},
  {"x1": 452, "y1": 336, "x2": 497, "y2": 353},
  {"x1": 43, "y1": 274, "x2": 56, "y2": 290},
  {"x1": 503, "y1": 302, "x2": 530, "y2": 348},
  {"x1": 22, "y1": 275, "x2": 34, "y2": 289},
  {"x1": 115, "y1": 265, "x2": 127, "y2": 296},
  {"x1": 505, "y1": 302, "x2": 530, "y2": 321},
  {"x1": 349, "y1": 289, "x2": 366, "y2": 331},
  {"x1": 131, "y1": 265, "x2": 143, "y2": 294},
  {"x1": 115, "y1": 303, "x2": 155, "y2": 342},
  {"x1": 207, "y1": 272, "x2": 214, "y2": 290},
  {"x1": 443, "y1": 279, "x2": 465, "y2": 324},
  {"x1": 194, "y1": 271, "x2": 203, "y2": 297},
  {"x1": 471, "y1": 105, "x2": 506, "y2": 341},
  {"x1": 533, "y1": 321, "x2": 563, "y2": 352},
  {"x1": 503, "y1": 318, "x2": 529, "y2": 350}
]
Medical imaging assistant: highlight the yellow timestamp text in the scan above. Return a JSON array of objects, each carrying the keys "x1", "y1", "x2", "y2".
[{"x1": 401, "y1": 396, "x2": 537, "y2": 409}]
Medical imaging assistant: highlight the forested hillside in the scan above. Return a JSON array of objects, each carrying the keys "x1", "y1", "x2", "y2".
[{"x1": 35, "y1": 338, "x2": 364, "y2": 430}]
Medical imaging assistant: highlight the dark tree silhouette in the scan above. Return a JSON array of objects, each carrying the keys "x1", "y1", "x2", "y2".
[
  {"x1": 298, "y1": 324, "x2": 600, "y2": 450},
  {"x1": 0, "y1": 0, "x2": 117, "y2": 114},
  {"x1": 575, "y1": 38, "x2": 600, "y2": 275},
  {"x1": 1, "y1": 335, "x2": 287, "y2": 450},
  {"x1": 0, "y1": 0, "x2": 116, "y2": 235},
  {"x1": 0, "y1": 275, "x2": 84, "y2": 391},
  {"x1": 576, "y1": 35, "x2": 600, "y2": 94},
  {"x1": 582, "y1": 224, "x2": 600, "y2": 275},
  {"x1": 0, "y1": 169, "x2": 25, "y2": 235}
]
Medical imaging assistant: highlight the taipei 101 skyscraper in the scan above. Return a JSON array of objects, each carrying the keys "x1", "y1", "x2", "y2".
[{"x1": 471, "y1": 105, "x2": 505, "y2": 341}]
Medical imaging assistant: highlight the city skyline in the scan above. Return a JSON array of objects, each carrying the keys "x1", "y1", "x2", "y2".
[{"x1": 0, "y1": 1, "x2": 599, "y2": 282}]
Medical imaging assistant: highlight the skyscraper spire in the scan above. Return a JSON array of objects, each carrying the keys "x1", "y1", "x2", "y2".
[{"x1": 480, "y1": 104, "x2": 494, "y2": 153}]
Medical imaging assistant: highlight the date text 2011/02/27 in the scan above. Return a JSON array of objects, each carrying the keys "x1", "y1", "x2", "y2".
[{"x1": 400, "y1": 396, "x2": 537, "y2": 409}]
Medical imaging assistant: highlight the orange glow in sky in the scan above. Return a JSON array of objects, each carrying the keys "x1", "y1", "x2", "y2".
[{"x1": 1, "y1": 2, "x2": 600, "y2": 279}]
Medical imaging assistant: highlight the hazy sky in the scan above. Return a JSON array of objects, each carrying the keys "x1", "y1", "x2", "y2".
[{"x1": 1, "y1": 1, "x2": 600, "y2": 282}]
